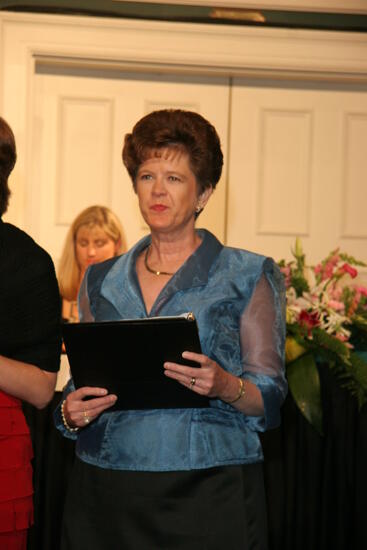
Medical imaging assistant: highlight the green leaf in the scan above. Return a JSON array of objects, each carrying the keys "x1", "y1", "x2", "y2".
[
  {"x1": 312, "y1": 328, "x2": 351, "y2": 363},
  {"x1": 339, "y1": 252, "x2": 367, "y2": 267},
  {"x1": 343, "y1": 352, "x2": 367, "y2": 409},
  {"x1": 287, "y1": 353, "x2": 323, "y2": 435},
  {"x1": 352, "y1": 315, "x2": 367, "y2": 331},
  {"x1": 290, "y1": 273, "x2": 310, "y2": 296}
]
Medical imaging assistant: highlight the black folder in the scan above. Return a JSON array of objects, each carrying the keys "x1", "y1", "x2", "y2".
[{"x1": 62, "y1": 313, "x2": 210, "y2": 410}]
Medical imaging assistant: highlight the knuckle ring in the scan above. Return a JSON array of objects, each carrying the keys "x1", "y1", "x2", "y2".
[{"x1": 190, "y1": 377, "x2": 196, "y2": 387}]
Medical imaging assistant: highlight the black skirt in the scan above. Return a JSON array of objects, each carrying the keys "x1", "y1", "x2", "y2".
[{"x1": 61, "y1": 458, "x2": 268, "y2": 550}]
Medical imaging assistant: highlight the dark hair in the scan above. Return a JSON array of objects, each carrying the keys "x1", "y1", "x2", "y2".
[
  {"x1": 122, "y1": 109, "x2": 223, "y2": 194},
  {"x1": 0, "y1": 117, "x2": 16, "y2": 216}
]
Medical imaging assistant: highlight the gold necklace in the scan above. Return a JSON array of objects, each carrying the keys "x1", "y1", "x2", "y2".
[{"x1": 144, "y1": 246, "x2": 174, "y2": 276}]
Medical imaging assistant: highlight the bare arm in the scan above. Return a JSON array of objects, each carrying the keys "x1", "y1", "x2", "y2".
[{"x1": 0, "y1": 354, "x2": 57, "y2": 409}]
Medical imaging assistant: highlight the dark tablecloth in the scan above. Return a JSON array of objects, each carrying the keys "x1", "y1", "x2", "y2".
[
  {"x1": 261, "y1": 364, "x2": 367, "y2": 550},
  {"x1": 24, "y1": 364, "x2": 367, "y2": 550}
]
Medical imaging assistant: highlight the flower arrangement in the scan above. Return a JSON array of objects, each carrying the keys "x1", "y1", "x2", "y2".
[{"x1": 279, "y1": 239, "x2": 367, "y2": 434}]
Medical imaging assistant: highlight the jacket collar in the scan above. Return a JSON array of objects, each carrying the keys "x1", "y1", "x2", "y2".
[{"x1": 100, "y1": 228, "x2": 223, "y2": 317}]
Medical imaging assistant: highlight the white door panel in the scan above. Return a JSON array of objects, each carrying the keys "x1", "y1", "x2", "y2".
[
  {"x1": 228, "y1": 79, "x2": 367, "y2": 264},
  {"x1": 31, "y1": 66, "x2": 229, "y2": 264}
]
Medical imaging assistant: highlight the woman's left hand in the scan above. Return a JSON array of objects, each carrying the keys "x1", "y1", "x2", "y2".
[{"x1": 164, "y1": 351, "x2": 236, "y2": 400}]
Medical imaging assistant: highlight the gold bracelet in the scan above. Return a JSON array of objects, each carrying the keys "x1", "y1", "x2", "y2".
[
  {"x1": 61, "y1": 399, "x2": 79, "y2": 433},
  {"x1": 227, "y1": 378, "x2": 246, "y2": 404}
]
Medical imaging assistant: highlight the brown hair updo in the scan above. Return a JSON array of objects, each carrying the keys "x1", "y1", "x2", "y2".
[{"x1": 122, "y1": 109, "x2": 223, "y2": 195}]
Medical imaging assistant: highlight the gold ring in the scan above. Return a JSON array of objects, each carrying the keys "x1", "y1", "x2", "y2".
[
  {"x1": 83, "y1": 411, "x2": 90, "y2": 424},
  {"x1": 190, "y1": 377, "x2": 196, "y2": 387}
]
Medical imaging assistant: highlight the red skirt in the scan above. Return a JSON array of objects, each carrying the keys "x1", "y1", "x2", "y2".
[{"x1": 0, "y1": 391, "x2": 34, "y2": 536}]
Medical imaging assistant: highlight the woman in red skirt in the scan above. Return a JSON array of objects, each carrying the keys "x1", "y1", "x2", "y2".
[{"x1": 0, "y1": 117, "x2": 61, "y2": 549}]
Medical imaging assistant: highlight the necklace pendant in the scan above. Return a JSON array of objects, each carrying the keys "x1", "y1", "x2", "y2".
[{"x1": 144, "y1": 245, "x2": 174, "y2": 277}]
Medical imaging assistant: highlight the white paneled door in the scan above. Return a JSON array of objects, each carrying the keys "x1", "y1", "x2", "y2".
[
  {"x1": 227, "y1": 79, "x2": 367, "y2": 264},
  {"x1": 31, "y1": 66, "x2": 229, "y2": 262},
  {"x1": 2, "y1": 14, "x2": 367, "y2": 269}
]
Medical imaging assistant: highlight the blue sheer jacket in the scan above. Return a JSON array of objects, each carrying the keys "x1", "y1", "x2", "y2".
[{"x1": 54, "y1": 229, "x2": 287, "y2": 471}]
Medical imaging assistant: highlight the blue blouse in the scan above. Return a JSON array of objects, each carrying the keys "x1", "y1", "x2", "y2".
[{"x1": 55, "y1": 229, "x2": 287, "y2": 471}]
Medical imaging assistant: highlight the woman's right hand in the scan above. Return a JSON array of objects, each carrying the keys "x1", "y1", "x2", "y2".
[{"x1": 63, "y1": 387, "x2": 117, "y2": 428}]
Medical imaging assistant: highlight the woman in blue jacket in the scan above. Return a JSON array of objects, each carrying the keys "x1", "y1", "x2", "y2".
[{"x1": 56, "y1": 109, "x2": 287, "y2": 550}]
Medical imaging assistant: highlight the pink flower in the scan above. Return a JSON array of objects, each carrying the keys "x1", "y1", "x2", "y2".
[
  {"x1": 348, "y1": 286, "x2": 367, "y2": 315},
  {"x1": 328, "y1": 284, "x2": 343, "y2": 301},
  {"x1": 329, "y1": 254, "x2": 340, "y2": 266},
  {"x1": 280, "y1": 265, "x2": 292, "y2": 288},
  {"x1": 348, "y1": 290, "x2": 361, "y2": 315},
  {"x1": 355, "y1": 285, "x2": 367, "y2": 297},
  {"x1": 334, "y1": 333, "x2": 353, "y2": 347},
  {"x1": 328, "y1": 300, "x2": 345, "y2": 312},
  {"x1": 323, "y1": 262, "x2": 335, "y2": 279},
  {"x1": 315, "y1": 261, "x2": 336, "y2": 281},
  {"x1": 339, "y1": 263, "x2": 358, "y2": 278}
]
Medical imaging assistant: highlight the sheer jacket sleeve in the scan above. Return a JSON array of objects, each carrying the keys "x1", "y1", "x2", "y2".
[{"x1": 240, "y1": 262, "x2": 287, "y2": 431}]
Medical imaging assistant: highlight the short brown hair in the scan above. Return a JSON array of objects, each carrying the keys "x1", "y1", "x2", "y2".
[
  {"x1": 0, "y1": 117, "x2": 16, "y2": 216},
  {"x1": 122, "y1": 109, "x2": 223, "y2": 194}
]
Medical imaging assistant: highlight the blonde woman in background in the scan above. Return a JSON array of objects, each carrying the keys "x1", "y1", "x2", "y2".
[
  {"x1": 58, "y1": 205, "x2": 126, "y2": 322},
  {"x1": 57, "y1": 205, "x2": 126, "y2": 391}
]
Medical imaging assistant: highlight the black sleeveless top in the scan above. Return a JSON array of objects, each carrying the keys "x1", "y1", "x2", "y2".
[{"x1": 0, "y1": 218, "x2": 61, "y2": 371}]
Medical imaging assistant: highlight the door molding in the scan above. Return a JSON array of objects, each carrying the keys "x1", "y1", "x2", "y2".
[{"x1": 114, "y1": 0, "x2": 367, "y2": 14}]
